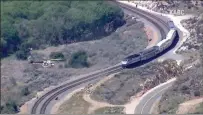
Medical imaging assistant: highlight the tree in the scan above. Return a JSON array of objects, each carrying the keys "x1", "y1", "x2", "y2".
[
  {"x1": 69, "y1": 51, "x2": 89, "y2": 68},
  {"x1": 15, "y1": 50, "x2": 29, "y2": 60},
  {"x1": 0, "y1": 100, "x2": 18, "y2": 114},
  {"x1": 1, "y1": 1, "x2": 124, "y2": 58}
]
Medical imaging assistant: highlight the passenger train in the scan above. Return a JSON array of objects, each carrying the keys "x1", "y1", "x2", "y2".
[{"x1": 121, "y1": 22, "x2": 178, "y2": 68}]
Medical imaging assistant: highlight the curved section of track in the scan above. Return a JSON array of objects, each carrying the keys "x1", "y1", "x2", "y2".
[
  {"x1": 115, "y1": 1, "x2": 170, "y2": 38},
  {"x1": 31, "y1": 65, "x2": 122, "y2": 114},
  {"x1": 31, "y1": 2, "x2": 171, "y2": 114}
]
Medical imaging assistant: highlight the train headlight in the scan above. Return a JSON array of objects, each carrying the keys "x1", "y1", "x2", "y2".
[{"x1": 121, "y1": 61, "x2": 128, "y2": 65}]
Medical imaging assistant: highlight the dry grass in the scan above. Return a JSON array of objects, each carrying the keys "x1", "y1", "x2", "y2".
[
  {"x1": 92, "y1": 107, "x2": 125, "y2": 114},
  {"x1": 57, "y1": 91, "x2": 90, "y2": 114}
]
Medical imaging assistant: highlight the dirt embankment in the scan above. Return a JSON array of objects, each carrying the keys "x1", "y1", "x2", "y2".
[
  {"x1": 144, "y1": 25, "x2": 159, "y2": 48},
  {"x1": 176, "y1": 97, "x2": 203, "y2": 114}
]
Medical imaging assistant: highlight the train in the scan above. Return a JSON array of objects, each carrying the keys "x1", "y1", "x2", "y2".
[{"x1": 121, "y1": 27, "x2": 178, "y2": 68}]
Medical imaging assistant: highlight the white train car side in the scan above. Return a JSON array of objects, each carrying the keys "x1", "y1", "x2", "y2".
[{"x1": 157, "y1": 29, "x2": 177, "y2": 52}]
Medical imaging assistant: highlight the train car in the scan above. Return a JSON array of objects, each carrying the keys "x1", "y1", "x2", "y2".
[
  {"x1": 140, "y1": 46, "x2": 159, "y2": 61},
  {"x1": 157, "y1": 29, "x2": 177, "y2": 52},
  {"x1": 121, "y1": 53, "x2": 141, "y2": 67},
  {"x1": 121, "y1": 27, "x2": 178, "y2": 68},
  {"x1": 168, "y1": 21, "x2": 175, "y2": 29}
]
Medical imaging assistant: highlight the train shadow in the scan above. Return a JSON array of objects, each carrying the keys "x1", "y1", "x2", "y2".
[{"x1": 125, "y1": 34, "x2": 179, "y2": 69}]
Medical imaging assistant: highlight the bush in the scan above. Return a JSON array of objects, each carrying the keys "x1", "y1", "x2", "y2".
[
  {"x1": 49, "y1": 52, "x2": 65, "y2": 60},
  {"x1": 64, "y1": 63, "x2": 69, "y2": 68},
  {"x1": 69, "y1": 51, "x2": 89, "y2": 68},
  {"x1": 58, "y1": 64, "x2": 63, "y2": 68},
  {"x1": 194, "y1": 90, "x2": 200, "y2": 96},
  {"x1": 21, "y1": 87, "x2": 30, "y2": 96},
  {"x1": 15, "y1": 49, "x2": 30, "y2": 60},
  {"x1": 1, "y1": 1, "x2": 124, "y2": 58},
  {"x1": 0, "y1": 100, "x2": 18, "y2": 114}
]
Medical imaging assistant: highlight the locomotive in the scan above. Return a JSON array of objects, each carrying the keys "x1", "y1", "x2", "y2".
[{"x1": 121, "y1": 27, "x2": 178, "y2": 68}]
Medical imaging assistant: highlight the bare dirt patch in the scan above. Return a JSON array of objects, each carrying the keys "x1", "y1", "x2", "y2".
[
  {"x1": 144, "y1": 25, "x2": 159, "y2": 48},
  {"x1": 176, "y1": 97, "x2": 203, "y2": 114},
  {"x1": 56, "y1": 91, "x2": 90, "y2": 114}
]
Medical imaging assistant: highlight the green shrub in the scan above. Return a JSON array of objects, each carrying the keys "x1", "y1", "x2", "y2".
[
  {"x1": 21, "y1": 87, "x2": 30, "y2": 96},
  {"x1": 0, "y1": 100, "x2": 18, "y2": 114},
  {"x1": 15, "y1": 50, "x2": 29, "y2": 60},
  {"x1": 49, "y1": 52, "x2": 65, "y2": 60},
  {"x1": 69, "y1": 51, "x2": 89, "y2": 68}
]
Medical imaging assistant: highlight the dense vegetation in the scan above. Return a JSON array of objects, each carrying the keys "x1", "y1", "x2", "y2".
[
  {"x1": 1, "y1": 1, "x2": 124, "y2": 59},
  {"x1": 69, "y1": 51, "x2": 89, "y2": 68},
  {"x1": 49, "y1": 52, "x2": 65, "y2": 60},
  {"x1": 0, "y1": 100, "x2": 18, "y2": 114}
]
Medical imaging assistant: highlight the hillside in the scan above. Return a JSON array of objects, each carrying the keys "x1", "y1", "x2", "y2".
[
  {"x1": 0, "y1": 1, "x2": 127, "y2": 114},
  {"x1": 1, "y1": 1, "x2": 125, "y2": 59},
  {"x1": 0, "y1": 12, "x2": 148, "y2": 114},
  {"x1": 158, "y1": 13, "x2": 203, "y2": 114}
]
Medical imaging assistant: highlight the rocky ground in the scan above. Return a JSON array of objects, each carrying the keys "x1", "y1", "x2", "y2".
[
  {"x1": 131, "y1": 1, "x2": 203, "y2": 16},
  {"x1": 1, "y1": 14, "x2": 148, "y2": 112}
]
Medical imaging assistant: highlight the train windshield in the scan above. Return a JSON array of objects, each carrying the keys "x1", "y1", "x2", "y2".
[{"x1": 126, "y1": 53, "x2": 140, "y2": 59}]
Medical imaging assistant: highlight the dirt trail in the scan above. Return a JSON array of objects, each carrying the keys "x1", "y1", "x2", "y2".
[
  {"x1": 52, "y1": 73, "x2": 123, "y2": 114},
  {"x1": 83, "y1": 93, "x2": 122, "y2": 114},
  {"x1": 176, "y1": 97, "x2": 203, "y2": 114},
  {"x1": 83, "y1": 73, "x2": 123, "y2": 114},
  {"x1": 123, "y1": 91, "x2": 144, "y2": 114}
]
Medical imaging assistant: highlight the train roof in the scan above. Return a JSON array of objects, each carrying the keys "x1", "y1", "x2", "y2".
[
  {"x1": 166, "y1": 29, "x2": 176, "y2": 39},
  {"x1": 157, "y1": 38, "x2": 168, "y2": 47},
  {"x1": 157, "y1": 29, "x2": 176, "y2": 47},
  {"x1": 140, "y1": 46, "x2": 159, "y2": 54},
  {"x1": 125, "y1": 53, "x2": 140, "y2": 60}
]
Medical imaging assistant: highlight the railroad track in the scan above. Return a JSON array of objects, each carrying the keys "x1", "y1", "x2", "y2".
[
  {"x1": 115, "y1": 1, "x2": 170, "y2": 37},
  {"x1": 31, "y1": 2, "x2": 171, "y2": 114},
  {"x1": 31, "y1": 65, "x2": 122, "y2": 114}
]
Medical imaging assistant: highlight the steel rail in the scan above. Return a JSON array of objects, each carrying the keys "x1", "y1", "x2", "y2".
[
  {"x1": 31, "y1": 65, "x2": 121, "y2": 114},
  {"x1": 115, "y1": 1, "x2": 170, "y2": 38},
  {"x1": 39, "y1": 67, "x2": 123, "y2": 113}
]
